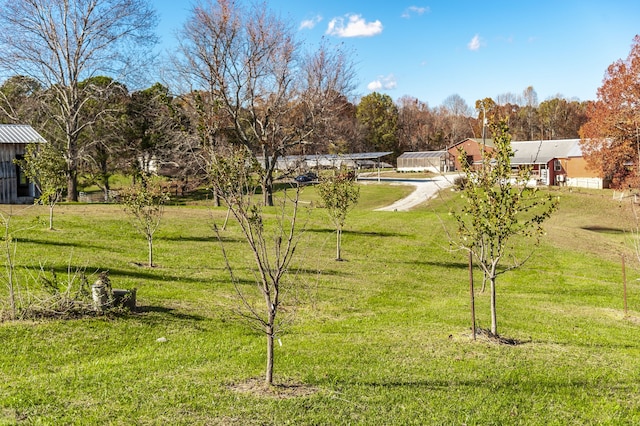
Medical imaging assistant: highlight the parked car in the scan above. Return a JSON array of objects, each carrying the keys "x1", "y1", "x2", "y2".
[{"x1": 294, "y1": 172, "x2": 318, "y2": 183}]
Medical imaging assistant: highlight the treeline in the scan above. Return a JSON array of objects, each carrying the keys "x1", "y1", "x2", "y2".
[{"x1": 0, "y1": 75, "x2": 589, "y2": 194}]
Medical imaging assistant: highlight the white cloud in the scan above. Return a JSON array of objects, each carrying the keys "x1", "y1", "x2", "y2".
[
  {"x1": 326, "y1": 14, "x2": 383, "y2": 38},
  {"x1": 402, "y1": 6, "x2": 430, "y2": 19},
  {"x1": 367, "y1": 74, "x2": 397, "y2": 91},
  {"x1": 367, "y1": 80, "x2": 382, "y2": 91},
  {"x1": 300, "y1": 15, "x2": 322, "y2": 30},
  {"x1": 467, "y1": 34, "x2": 482, "y2": 51}
]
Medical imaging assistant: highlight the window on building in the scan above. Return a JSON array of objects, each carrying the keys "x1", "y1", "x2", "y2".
[
  {"x1": 554, "y1": 159, "x2": 562, "y2": 172},
  {"x1": 466, "y1": 155, "x2": 474, "y2": 167}
]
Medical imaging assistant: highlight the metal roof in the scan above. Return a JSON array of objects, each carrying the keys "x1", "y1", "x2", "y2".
[
  {"x1": 295, "y1": 152, "x2": 393, "y2": 161},
  {"x1": 0, "y1": 125, "x2": 46, "y2": 144},
  {"x1": 398, "y1": 151, "x2": 449, "y2": 159},
  {"x1": 510, "y1": 139, "x2": 582, "y2": 165},
  {"x1": 450, "y1": 138, "x2": 496, "y2": 150},
  {"x1": 261, "y1": 152, "x2": 394, "y2": 171},
  {"x1": 263, "y1": 152, "x2": 393, "y2": 164}
]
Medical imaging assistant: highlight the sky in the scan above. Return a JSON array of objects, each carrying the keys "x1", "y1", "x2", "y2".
[{"x1": 154, "y1": 0, "x2": 640, "y2": 109}]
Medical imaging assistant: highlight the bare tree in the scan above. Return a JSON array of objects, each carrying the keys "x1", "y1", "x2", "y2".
[
  {"x1": 442, "y1": 93, "x2": 474, "y2": 145},
  {"x1": 0, "y1": 0, "x2": 158, "y2": 201},
  {"x1": 210, "y1": 147, "x2": 304, "y2": 387},
  {"x1": 397, "y1": 96, "x2": 435, "y2": 151},
  {"x1": 175, "y1": 89, "x2": 232, "y2": 206},
  {"x1": 520, "y1": 86, "x2": 540, "y2": 140},
  {"x1": 175, "y1": 0, "x2": 355, "y2": 206}
]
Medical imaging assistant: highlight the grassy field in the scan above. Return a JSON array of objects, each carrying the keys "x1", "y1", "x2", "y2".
[{"x1": 0, "y1": 181, "x2": 639, "y2": 425}]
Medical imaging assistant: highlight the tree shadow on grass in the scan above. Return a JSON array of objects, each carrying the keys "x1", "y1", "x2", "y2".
[
  {"x1": 582, "y1": 226, "x2": 626, "y2": 235},
  {"x1": 474, "y1": 328, "x2": 531, "y2": 345},
  {"x1": 161, "y1": 234, "x2": 245, "y2": 244},
  {"x1": 402, "y1": 259, "x2": 469, "y2": 270},
  {"x1": 134, "y1": 305, "x2": 206, "y2": 322},
  {"x1": 24, "y1": 264, "x2": 209, "y2": 285},
  {"x1": 403, "y1": 260, "x2": 514, "y2": 275},
  {"x1": 293, "y1": 268, "x2": 349, "y2": 278},
  {"x1": 16, "y1": 236, "x2": 106, "y2": 251},
  {"x1": 306, "y1": 228, "x2": 408, "y2": 238}
]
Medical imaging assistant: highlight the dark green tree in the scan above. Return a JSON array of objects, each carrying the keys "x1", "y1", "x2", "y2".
[{"x1": 356, "y1": 92, "x2": 399, "y2": 156}]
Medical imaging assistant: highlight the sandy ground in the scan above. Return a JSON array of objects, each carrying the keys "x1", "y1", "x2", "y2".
[{"x1": 358, "y1": 174, "x2": 460, "y2": 212}]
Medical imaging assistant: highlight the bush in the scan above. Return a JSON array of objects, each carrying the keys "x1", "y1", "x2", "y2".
[{"x1": 453, "y1": 175, "x2": 468, "y2": 190}]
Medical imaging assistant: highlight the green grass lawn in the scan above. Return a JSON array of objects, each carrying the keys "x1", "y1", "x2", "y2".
[{"x1": 1, "y1": 183, "x2": 639, "y2": 425}]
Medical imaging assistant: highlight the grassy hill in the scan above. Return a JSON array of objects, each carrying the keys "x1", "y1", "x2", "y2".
[{"x1": 0, "y1": 182, "x2": 639, "y2": 424}]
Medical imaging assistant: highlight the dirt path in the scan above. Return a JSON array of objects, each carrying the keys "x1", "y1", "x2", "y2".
[{"x1": 358, "y1": 174, "x2": 460, "y2": 212}]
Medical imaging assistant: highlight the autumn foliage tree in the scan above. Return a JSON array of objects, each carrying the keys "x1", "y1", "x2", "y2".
[{"x1": 580, "y1": 35, "x2": 640, "y2": 188}]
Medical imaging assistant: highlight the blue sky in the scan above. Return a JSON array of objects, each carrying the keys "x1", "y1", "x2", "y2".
[{"x1": 155, "y1": 1, "x2": 640, "y2": 108}]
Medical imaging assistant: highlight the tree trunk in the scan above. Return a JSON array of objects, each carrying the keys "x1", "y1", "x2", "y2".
[
  {"x1": 148, "y1": 236, "x2": 153, "y2": 267},
  {"x1": 469, "y1": 251, "x2": 476, "y2": 340},
  {"x1": 265, "y1": 325, "x2": 274, "y2": 386},
  {"x1": 103, "y1": 177, "x2": 110, "y2": 202},
  {"x1": 490, "y1": 275, "x2": 497, "y2": 335},
  {"x1": 262, "y1": 178, "x2": 273, "y2": 207},
  {"x1": 67, "y1": 170, "x2": 78, "y2": 202},
  {"x1": 66, "y1": 137, "x2": 79, "y2": 201},
  {"x1": 49, "y1": 203, "x2": 54, "y2": 230},
  {"x1": 260, "y1": 148, "x2": 274, "y2": 207},
  {"x1": 336, "y1": 227, "x2": 342, "y2": 260}
]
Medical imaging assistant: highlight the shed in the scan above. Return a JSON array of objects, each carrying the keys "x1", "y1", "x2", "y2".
[
  {"x1": 396, "y1": 151, "x2": 454, "y2": 173},
  {"x1": 0, "y1": 124, "x2": 45, "y2": 203}
]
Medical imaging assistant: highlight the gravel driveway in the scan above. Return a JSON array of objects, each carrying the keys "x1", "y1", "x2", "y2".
[{"x1": 358, "y1": 174, "x2": 460, "y2": 212}]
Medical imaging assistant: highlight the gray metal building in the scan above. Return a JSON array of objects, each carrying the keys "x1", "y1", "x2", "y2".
[{"x1": 0, "y1": 124, "x2": 45, "y2": 203}]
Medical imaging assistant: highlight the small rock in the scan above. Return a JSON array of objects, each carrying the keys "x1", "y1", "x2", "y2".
[{"x1": 156, "y1": 337, "x2": 167, "y2": 343}]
